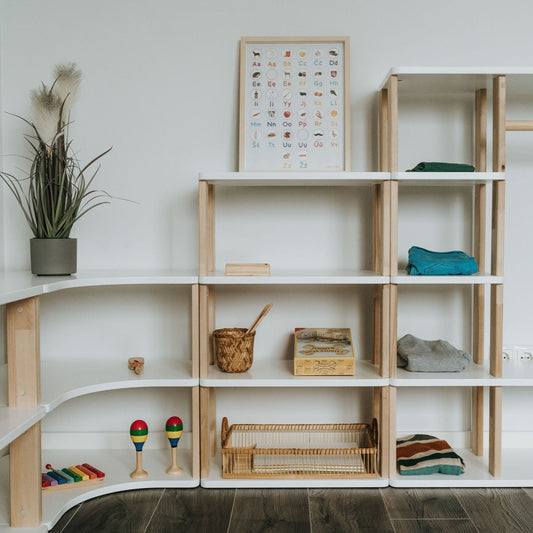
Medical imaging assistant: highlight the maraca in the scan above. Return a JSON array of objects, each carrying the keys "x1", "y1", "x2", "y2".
[
  {"x1": 130, "y1": 419, "x2": 148, "y2": 479},
  {"x1": 165, "y1": 416, "x2": 183, "y2": 475}
]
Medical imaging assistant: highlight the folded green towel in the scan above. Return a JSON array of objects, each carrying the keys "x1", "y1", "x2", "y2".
[{"x1": 407, "y1": 162, "x2": 475, "y2": 172}]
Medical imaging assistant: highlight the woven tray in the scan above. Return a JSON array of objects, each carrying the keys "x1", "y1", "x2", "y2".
[{"x1": 221, "y1": 417, "x2": 378, "y2": 479}]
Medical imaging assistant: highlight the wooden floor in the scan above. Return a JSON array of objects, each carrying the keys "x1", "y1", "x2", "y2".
[{"x1": 50, "y1": 487, "x2": 533, "y2": 532}]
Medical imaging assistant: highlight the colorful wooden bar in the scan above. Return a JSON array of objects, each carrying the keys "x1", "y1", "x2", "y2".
[
  {"x1": 76, "y1": 465, "x2": 97, "y2": 479},
  {"x1": 83, "y1": 463, "x2": 106, "y2": 478},
  {"x1": 70, "y1": 466, "x2": 89, "y2": 481}
]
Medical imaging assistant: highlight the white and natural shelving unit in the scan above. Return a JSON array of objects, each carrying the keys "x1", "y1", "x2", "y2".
[
  {"x1": 380, "y1": 67, "x2": 533, "y2": 487},
  {"x1": 198, "y1": 172, "x2": 392, "y2": 487},
  {"x1": 0, "y1": 272, "x2": 200, "y2": 531},
  {"x1": 3, "y1": 67, "x2": 533, "y2": 531}
]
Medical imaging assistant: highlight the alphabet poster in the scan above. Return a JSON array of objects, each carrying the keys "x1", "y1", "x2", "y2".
[{"x1": 239, "y1": 37, "x2": 350, "y2": 171}]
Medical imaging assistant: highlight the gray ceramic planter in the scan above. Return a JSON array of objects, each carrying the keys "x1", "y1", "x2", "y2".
[{"x1": 30, "y1": 238, "x2": 77, "y2": 275}]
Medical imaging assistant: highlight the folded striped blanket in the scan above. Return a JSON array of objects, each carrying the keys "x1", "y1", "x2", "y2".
[{"x1": 397, "y1": 434, "x2": 465, "y2": 475}]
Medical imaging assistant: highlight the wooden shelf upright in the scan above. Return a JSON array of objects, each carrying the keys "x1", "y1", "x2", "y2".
[
  {"x1": 7, "y1": 297, "x2": 42, "y2": 528},
  {"x1": 379, "y1": 68, "x2": 507, "y2": 482}
]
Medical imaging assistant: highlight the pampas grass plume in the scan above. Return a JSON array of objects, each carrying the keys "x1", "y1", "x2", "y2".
[
  {"x1": 30, "y1": 84, "x2": 62, "y2": 147},
  {"x1": 53, "y1": 62, "x2": 82, "y2": 122}
]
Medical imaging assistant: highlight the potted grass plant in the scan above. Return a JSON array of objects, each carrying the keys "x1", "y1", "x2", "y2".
[{"x1": 0, "y1": 63, "x2": 111, "y2": 275}]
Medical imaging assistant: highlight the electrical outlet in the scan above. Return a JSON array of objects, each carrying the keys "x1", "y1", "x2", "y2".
[
  {"x1": 503, "y1": 345, "x2": 514, "y2": 361},
  {"x1": 516, "y1": 346, "x2": 533, "y2": 361}
]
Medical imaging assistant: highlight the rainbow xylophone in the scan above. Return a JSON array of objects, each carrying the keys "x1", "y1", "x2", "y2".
[{"x1": 42, "y1": 463, "x2": 105, "y2": 492}]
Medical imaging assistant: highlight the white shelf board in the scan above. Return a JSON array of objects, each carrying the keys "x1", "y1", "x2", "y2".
[
  {"x1": 200, "y1": 270, "x2": 388, "y2": 285},
  {"x1": 0, "y1": 406, "x2": 46, "y2": 450},
  {"x1": 200, "y1": 360, "x2": 386, "y2": 387},
  {"x1": 392, "y1": 364, "x2": 500, "y2": 387},
  {"x1": 391, "y1": 448, "x2": 533, "y2": 487},
  {"x1": 201, "y1": 452, "x2": 388, "y2": 488},
  {"x1": 380, "y1": 67, "x2": 533, "y2": 94},
  {"x1": 392, "y1": 171, "x2": 504, "y2": 185},
  {"x1": 392, "y1": 272, "x2": 503, "y2": 285},
  {"x1": 199, "y1": 171, "x2": 389, "y2": 187},
  {"x1": 0, "y1": 270, "x2": 197, "y2": 305},
  {"x1": 41, "y1": 359, "x2": 196, "y2": 412},
  {"x1": 0, "y1": 448, "x2": 198, "y2": 530}
]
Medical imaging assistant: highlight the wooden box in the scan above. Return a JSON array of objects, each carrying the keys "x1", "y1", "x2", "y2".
[{"x1": 294, "y1": 328, "x2": 355, "y2": 376}]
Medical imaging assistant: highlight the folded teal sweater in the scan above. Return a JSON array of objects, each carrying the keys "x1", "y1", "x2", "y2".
[
  {"x1": 407, "y1": 162, "x2": 475, "y2": 172},
  {"x1": 406, "y1": 246, "x2": 478, "y2": 275}
]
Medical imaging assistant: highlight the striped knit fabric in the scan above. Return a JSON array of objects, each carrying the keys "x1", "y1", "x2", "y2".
[{"x1": 396, "y1": 434, "x2": 465, "y2": 476}]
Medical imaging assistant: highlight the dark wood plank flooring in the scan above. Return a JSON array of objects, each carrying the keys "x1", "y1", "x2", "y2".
[{"x1": 50, "y1": 487, "x2": 533, "y2": 533}]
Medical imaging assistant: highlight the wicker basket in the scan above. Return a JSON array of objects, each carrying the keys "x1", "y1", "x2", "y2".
[
  {"x1": 220, "y1": 417, "x2": 378, "y2": 479},
  {"x1": 213, "y1": 328, "x2": 256, "y2": 373}
]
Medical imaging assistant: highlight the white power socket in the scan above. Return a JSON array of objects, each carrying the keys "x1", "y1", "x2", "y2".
[
  {"x1": 503, "y1": 345, "x2": 514, "y2": 361},
  {"x1": 516, "y1": 346, "x2": 533, "y2": 361}
]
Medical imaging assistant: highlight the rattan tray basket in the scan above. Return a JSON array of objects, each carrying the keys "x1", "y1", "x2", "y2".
[{"x1": 220, "y1": 417, "x2": 378, "y2": 479}]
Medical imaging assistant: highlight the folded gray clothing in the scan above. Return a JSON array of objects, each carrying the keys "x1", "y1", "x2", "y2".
[{"x1": 397, "y1": 334, "x2": 472, "y2": 372}]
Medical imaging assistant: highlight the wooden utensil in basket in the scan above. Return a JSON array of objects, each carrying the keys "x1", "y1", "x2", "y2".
[{"x1": 213, "y1": 304, "x2": 273, "y2": 373}]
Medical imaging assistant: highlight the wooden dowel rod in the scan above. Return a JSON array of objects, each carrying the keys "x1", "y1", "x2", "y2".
[{"x1": 505, "y1": 120, "x2": 533, "y2": 131}]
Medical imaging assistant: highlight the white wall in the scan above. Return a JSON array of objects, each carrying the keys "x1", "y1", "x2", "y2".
[{"x1": 1, "y1": 0, "x2": 533, "y2": 441}]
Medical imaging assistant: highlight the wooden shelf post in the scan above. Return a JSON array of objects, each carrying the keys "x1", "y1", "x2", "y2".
[
  {"x1": 472, "y1": 88, "x2": 487, "y2": 457},
  {"x1": 487, "y1": 75, "x2": 506, "y2": 477},
  {"x1": 199, "y1": 180, "x2": 215, "y2": 276},
  {"x1": 7, "y1": 296, "x2": 42, "y2": 527}
]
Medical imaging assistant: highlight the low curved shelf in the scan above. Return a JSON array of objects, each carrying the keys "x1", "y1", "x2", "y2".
[
  {"x1": 0, "y1": 449, "x2": 198, "y2": 531},
  {"x1": 41, "y1": 360, "x2": 196, "y2": 412}
]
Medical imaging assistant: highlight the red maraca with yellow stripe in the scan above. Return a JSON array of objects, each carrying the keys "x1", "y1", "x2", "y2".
[
  {"x1": 130, "y1": 419, "x2": 148, "y2": 479},
  {"x1": 165, "y1": 416, "x2": 183, "y2": 475}
]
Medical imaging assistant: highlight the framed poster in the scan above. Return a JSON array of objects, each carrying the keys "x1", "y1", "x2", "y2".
[{"x1": 239, "y1": 36, "x2": 350, "y2": 172}]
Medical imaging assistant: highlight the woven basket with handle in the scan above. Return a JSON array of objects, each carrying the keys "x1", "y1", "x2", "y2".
[{"x1": 213, "y1": 328, "x2": 256, "y2": 373}]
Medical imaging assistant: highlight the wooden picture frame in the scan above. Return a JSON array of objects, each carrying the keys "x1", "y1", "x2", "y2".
[{"x1": 239, "y1": 36, "x2": 351, "y2": 172}]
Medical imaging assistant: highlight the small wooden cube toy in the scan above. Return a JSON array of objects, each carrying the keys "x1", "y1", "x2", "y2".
[{"x1": 128, "y1": 357, "x2": 144, "y2": 375}]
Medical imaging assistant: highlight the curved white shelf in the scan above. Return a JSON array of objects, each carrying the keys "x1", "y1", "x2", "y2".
[
  {"x1": 201, "y1": 360, "x2": 386, "y2": 388},
  {"x1": 0, "y1": 406, "x2": 46, "y2": 451},
  {"x1": 41, "y1": 360, "x2": 195, "y2": 412},
  {"x1": 392, "y1": 171, "x2": 504, "y2": 185},
  {"x1": 199, "y1": 171, "x2": 389, "y2": 187},
  {"x1": 392, "y1": 364, "x2": 500, "y2": 387},
  {"x1": 390, "y1": 449, "x2": 533, "y2": 487},
  {"x1": 200, "y1": 270, "x2": 388, "y2": 285},
  {"x1": 392, "y1": 272, "x2": 503, "y2": 285},
  {"x1": 201, "y1": 452, "x2": 388, "y2": 488},
  {"x1": 0, "y1": 449, "x2": 198, "y2": 531},
  {"x1": 0, "y1": 270, "x2": 198, "y2": 305}
]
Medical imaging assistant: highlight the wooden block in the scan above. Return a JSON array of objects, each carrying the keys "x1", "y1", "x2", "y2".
[
  {"x1": 128, "y1": 357, "x2": 144, "y2": 375},
  {"x1": 76, "y1": 464, "x2": 97, "y2": 479},
  {"x1": 46, "y1": 471, "x2": 67, "y2": 484},
  {"x1": 69, "y1": 466, "x2": 89, "y2": 481},
  {"x1": 42, "y1": 473, "x2": 57, "y2": 486},
  {"x1": 62, "y1": 468, "x2": 81, "y2": 481},
  {"x1": 83, "y1": 463, "x2": 105, "y2": 478},
  {"x1": 225, "y1": 263, "x2": 271, "y2": 276}
]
